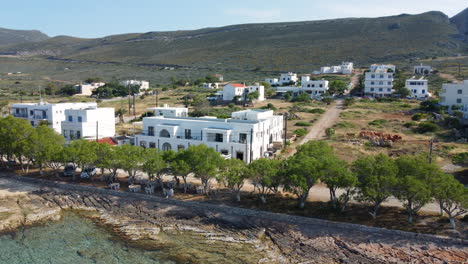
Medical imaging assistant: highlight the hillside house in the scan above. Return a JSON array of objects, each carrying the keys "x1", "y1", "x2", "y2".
[
  {"x1": 414, "y1": 64, "x2": 432, "y2": 75},
  {"x1": 364, "y1": 64, "x2": 395, "y2": 97},
  {"x1": 135, "y1": 109, "x2": 283, "y2": 163},
  {"x1": 73, "y1": 82, "x2": 106, "y2": 96},
  {"x1": 201, "y1": 83, "x2": 219, "y2": 89},
  {"x1": 319, "y1": 62, "x2": 354, "y2": 75},
  {"x1": 120, "y1": 80, "x2": 150, "y2": 93},
  {"x1": 61, "y1": 107, "x2": 115, "y2": 141},
  {"x1": 214, "y1": 74, "x2": 224, "y2": 82},
  {"x1": 11, "y1": 102, "x2": 99, "y2": 134},
  {"x1": 405, "y1": 77, "x2": 430, "y2": 99},
  {"x1": 439, "y1": 80, "x2": 468, "y2": 119},
  {"x1": 147, "y1": 104, "x2": 188, "y2": 118},
  {"x1": 279, "y1": 72, "x2": 298, "y2": 85},
  {"x1": 265, "y1": 78, "x2": 279, "y2": 86},
  {"x1": 222, "y1": 83, "x2": 265, "y2": 102}
]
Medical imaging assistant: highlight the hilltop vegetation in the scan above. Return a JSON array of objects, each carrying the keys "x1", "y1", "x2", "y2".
[
  {"x1": 0, "y1": 27, "x2": 49, "y2": 46},
  {"x1": 1, "y1": 11, "x2": 466, "y2": 72}
]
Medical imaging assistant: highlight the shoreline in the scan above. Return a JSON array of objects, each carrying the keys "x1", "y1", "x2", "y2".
[{"x1": 1, "y1": 174, "x2": 467, "y2": 263}]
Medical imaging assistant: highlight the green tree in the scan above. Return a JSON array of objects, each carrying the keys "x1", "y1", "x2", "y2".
[
  {"x1": 353, "y1": 154, "x2": 398, "y2": 219},
  {"x1": 172, "y1": 151, "x2": 192, "y2": 193},
  {"x1": 118, "y1": 144, "x2": 145, "y2": 184},
  {"x1": 142, "y1": 148, "x2": 166, "y2": 188},
  {"x1": 394, "y1": 155, "x2": 435, "y2": 223},
  {"x1": 328, "y1": 80, "x2": 347, "y2": 95},
  {"x1": 0, "y1": 116, "x2": 35, "y2": 170},
  {"x1": 184, "y1": 144, "x2": 223, "y2": 195},
  {"x1": 96, "y1": 145, "x2": 123, "y2": 183},
  {"x1": 220, "y1": 159, "x2": 248, "y2": 202},
  {"x1": 64, "y1": 140, "x2": 98, "y2": 181},
  {"x1": 247, "y1": 91, "x2": 260, "y2": 103},
  {"x1": 115, "y1": 108, "x2": 127, "y2": 124},
  {"x1": 344, "y1": 97, "x2": 355, "y2": 107},
  {"x1": 45, "y1": 83, "x2": 58, "y2": 96},
  {"x1": 27, "y1": 125, "x2": 65, "y2": 175},
  {"x1": 432, "y1": 173, "x2": 468, "y2": 229},
  {"x1": 247, "y1": 158, "x2": 281, "y2": 204},
  {"x1": 321, "y1": 158, "x2": 357, "y2": 212}
]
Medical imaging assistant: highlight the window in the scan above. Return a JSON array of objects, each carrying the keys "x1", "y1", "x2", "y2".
[
  {"x1": 456, "y1": 98, "x2": 462, "y2": 104},
  {"x1": 159, "y1": 129, "x2": 170, "y2": 138},
  {"x1": 140, "y1": 141, "x2": 147, "y2": 148},
  {"x1": 239, "y1": 133, "x2": 247, "y2": 143},
  {"x1": 387, "y1": 88, "x2": 391, "y2": 92},
  {"x1": 149, "y1": 142, "x2": 156, "y2": 148},
  {"x1": 379, "y1": 88, "x2": 383, "y2": 92},
  {"x1": 70, "y1": 130, "x2": 75, "y2": 139},
  {"x1": 458, "y1": 89, "x2": 463, "y2": 94},
  {"x1": 371, "y1": 81, "x2": 375, "y2": 85},
  {"x1": 215, "y1": 133, "x2": 223, "y2": 142},
  {"x1": 388, "y1": 75, "x2": 392, "y2": 78},
  {"x1": 185, "y1": 129, "x2": 192, "y2": 139},
  {"x1": 422, "y1": 90, "x2": 425, "y2": 94},
  {"x1": 177, "y1": 145, "x2": 185, "y2": 151},
  {"x1": 380, "y1": 75, "x2": 384, "y2": 78},
  {"x1": 371, "y1": 75, "x2": 375, "y2": 78},
  {"x1": 68, "y1": 116, "x2": 73, "y2": 122},
  {"x1": 63, "y1": 130, "x2": 68, "y2": 138},
  {"x1": 78, "y1": 116, "x2": 82, "y2": 122},
  {"x1": 76, "y1": 131, "x2": 81, "y2": 139},
  {"x1": 379, "y1": 81, "x2": 383, "y2": 85},
  {"x1": 221, "y1": 149, "x2": 229, "y2": 155},
  {"x1": 162, "y1": 143, "x2": 172, "y2": 151},
  {"x1": 148, "y1": 126, "x2": 154, "y2": 136},
  {"x1": 370, "y1": 88, "x2": 375, "y2": 92},
  {"x1": 319, "y1": 84, "x2": 323, "y2": 88},
  {"x1": 29, "y1": 110, "x2": 33, "y2": 116}
]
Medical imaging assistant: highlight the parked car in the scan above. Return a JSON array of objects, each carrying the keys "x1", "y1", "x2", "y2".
[
  {"x1": 63, "y1": 164, "x2": 76, "y2": 177},
  {"x1": 80, "y1": 166, "x2": 97, "y2": 179}
]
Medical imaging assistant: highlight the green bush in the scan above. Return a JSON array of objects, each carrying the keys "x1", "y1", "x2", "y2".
[
  {"x1": 325, "y1": 128, "x2": 335, "y2": 137},
  {"x1": 307, "y1": 108, "x2": 325, "y2": 114},
  {"x1": 294, "y1": 128, "x2": 308, "y2": 137},
  {"x1": 334, "y1": 121, "x2": 356, "y2": 129},
  {"x1": 411, "y1": 113, "x2": 426, "y2": 121},
  {"x1": 414, "y1": 122, "x2": 440, "y2": 133},
  {"x1": 295, "y1": 121, "x2": 312, "y2": 127},
  {"x1": 452, "y1": 152, "x2": 468, "y2": 166},
  {"x1": 368, "y1": 119, "x2": 388, "y2": 126},
  {"x1": 344, "y1": 97, "x2": 356, "y2": 106},
  {"x1": 403, "y1": 121, "x2": 417, "y2": 128}
]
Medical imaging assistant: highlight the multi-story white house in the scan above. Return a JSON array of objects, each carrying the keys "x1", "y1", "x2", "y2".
[
  {"x1": 301, "y1": 75, "x2": 329, "y2": 98},
  {"x1": 405, "y1": 77, "x2": 430, "y2": 99},
  {"x1": 319, "y1": 62, "x2": 354, "y2": 75},
  {"x1": 265, "y1": 78, "x2": 279, "y2": 86},
  {"x1": 364, "y1": 64, "x2": 395, "y2": 97},
  {"x1": 148, "y1": 104, "x2": 189, "y2": 118},
  {"x1": 414, "y1": 64, "x2": 432, "y2": 75},
  {"x1": 279, "y1": 73, "x2": 298, "y2": 85},
  {"x1": 135, "y1": 109, "x2": 283, "y2": 163},
  {"x1": 61, "y1": 107, "x2": 115, "y2": 141},
  {"x1": 11, "y1": 102, "x2": 98, "y2": 133},
  {"x1": 73, "y1": 82, "x2": 106, "y2": 96},
  {"x1": 222, "y1": 83, "x2": 265, "y2": 102},
  {"x1": 439, "y1": 80, "x2": 468, "y2": 118},
  {"x1": 120, "y1": 80, "x2": 150, "y2": 92}
]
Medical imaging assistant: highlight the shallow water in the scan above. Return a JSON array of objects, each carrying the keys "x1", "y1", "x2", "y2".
[{"x1": 0, "y1": 213, "x2": 176, "y2": 264}]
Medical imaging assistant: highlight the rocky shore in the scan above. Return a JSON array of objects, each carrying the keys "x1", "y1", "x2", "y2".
[{"x1": 0, "y1": 175, "x2": 467, "y2": 263}]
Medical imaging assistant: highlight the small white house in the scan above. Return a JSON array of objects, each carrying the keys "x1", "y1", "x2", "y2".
[
  {"x1": 11, "y1": 102, "x2": 98, "y2": 134},
  {"x1": 222, "y1": 83, "x2": 265, "y2": 102},
  {"x1": 301, "y1": 79, "x2": 330, "y2": 98},
  {"x1": 201, "y1": 83, "x2": 219, "y2": 89},
  {"x1": 135, "y1": 109, "x2": 283, "y2": 163},
  {"x1": 73, "y1": 82, "x2": 106, "y2": 96},
  {"x1": 364, "y1": 64, "x2": 395, "y2": 97},
  {"x1": 279, "y1": 73, "x2": 298, "y2": 85},
  {"x1": 61, "y1": 107, "x2": 115, "y2": 141},
  {"x1": 214, "y1": 74, "x2": 224, "y2": 82},
  {"x1": 147, "y1": 104, "x2": 188, "y2": 118},
  {"x1": 405, "y1": 77, "x2": 430, "y2": 99},
  {"x1": 439, "y1": 80, "x2": 468, "y2": 118},
  {"x1": 319, "y1": 62, "x2": 354, "y2": 75},
  {"x1": 265, "y1": 78, "x2": 279, "y2": 86},
  {"x1": 120, "y1": 80, "x2": 150, "y2": 92},
  {"x1": 414, "y1": 64, "x2": 432, "y2": 75}
]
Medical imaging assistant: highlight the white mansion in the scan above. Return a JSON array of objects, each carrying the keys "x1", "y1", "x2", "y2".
[
  {"x1": 440, "y1": 80, "x2": 468, "y2": 119},
  {"x1": 405, "y1": 77, "x2": 430, "y2": 99},
  {"x1": 135, "y1": 108, "x2": 283, "y2": 163},
  {"x1": 364, "y1": 64, "x2": 395, "y2": 97}
]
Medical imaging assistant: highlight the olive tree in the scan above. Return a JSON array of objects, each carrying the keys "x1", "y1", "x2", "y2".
[
  {"x1": 220, "y1": 158, "x2": 248, "y2": 202},
  {"x1": 247, "y1": 158, "x2": 281, "y2": 204},
  {"x1": 184, "y1": 144, "x2": 223, "y2": 195},
  {"x1": 432, "y1": 173, "x2": 468, "y2": 229}
]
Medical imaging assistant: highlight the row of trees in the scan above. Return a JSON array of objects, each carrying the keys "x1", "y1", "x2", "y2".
[{"x1": 0, "y1": 116, "x2": 466, "y2": 228}]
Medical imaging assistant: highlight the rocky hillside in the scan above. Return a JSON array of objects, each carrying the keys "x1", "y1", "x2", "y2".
[
  {"x1": 0, "y1": 27, "x2": 49, "y2": 46},
  {"x1": 0, "y1": 11, "x2": 466, "y2": 71},
  {"x1": 451, "y1": 7, "x2": 468, "y2": 41}
]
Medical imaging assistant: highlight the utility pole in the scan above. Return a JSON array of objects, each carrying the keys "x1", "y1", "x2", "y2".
[
  {"x1": 283, "y1": 113, "x2": 288, "y2": 148},
  {"x1": 133, "y1": 93, "x2": 136, "y2": 119},
  {"x1": 96, "y1": 121, "x2": 99, "y2": 142},
  {"x1": 250, "y1": 128, "x2": 254, "y2": 163},
  {"x1": 428, "y1": 138, "x2": 434, "y2": 164}
]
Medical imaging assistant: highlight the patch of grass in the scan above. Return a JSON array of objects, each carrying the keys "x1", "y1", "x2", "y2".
[
  {"x1": 295, "y1": 121, "x2": 312, "y2": 127},
  {"x1": 368, "y1": 119, "x2": 388, "y2": 126},
  {"x1": 334, "y1": 121, "x2": 357, "y2": 129},
  {"x1": 294, "y1": 128, "x2": 308, "y2": 137}
]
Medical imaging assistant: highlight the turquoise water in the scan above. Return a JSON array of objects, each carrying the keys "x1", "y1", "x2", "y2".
[{"x1": 0, "y1": 213, "x2": 176, "y2": 264}]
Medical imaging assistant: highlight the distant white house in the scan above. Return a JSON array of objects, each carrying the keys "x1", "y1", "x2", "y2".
[
  {"x1": 273, "y1": 75, "x2": 329, "y2": 99},
  {"x1": 222, "y1": 83, "x2": 265, "y2": 102},
  {"x1": 439, "y1": 80, "x2": 468, "y2": 118},
  {"x1": 73, "y1": 82, "x2": 106, "y2": 96},
  {"x1": 147, "y1": 104, "x2": 189, "y2": 118},
  {"x1": 414, "y1": 64, "x2": 432, "y2": 75},
  {"x1": 279, "y1": 72, "x2": 298, "y2": 85},
  {"x1": 405, "y1": 77, "x2": 430, "y2": 99},
  {"x1": 319, "y1": 62, "x2": 354, "y2": 75},
  {"x1": 265, "y1": 78, "x2": 279, "y2": 86},
  {"x1": 364, "y1": 64, "x2": 395, "y2": 97},
  {"x1": 201, "y1": 83, "x2": 219, "y2": 89},
  {"x1": 135, "y1": 109, "x2": 283, "y2": 163},
  {"x1": 61, "y1": 107, "x2": 115, "y2": 141},
  {"x1": 11, "y1": 102, "x2": 98, "y2": 134},
  {"x1": 120, "y1": 80, "x2": 150, "y2": 92},
  {"x1": 214, "y1": 74, "x2": 224, "y2": 82}
]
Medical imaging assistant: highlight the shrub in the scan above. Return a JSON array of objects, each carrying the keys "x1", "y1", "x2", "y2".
[
  {"x1": 334, "y1": 121, "x2": 356, "y2": 129},
  {"x1": 452, "y1": 152, "x2": 468, "y2": 166},
  {"x1": 403, "y1": 121, "x2": 417, "y2": 128},
  {"x1": 294, "y1": 128, "x2": 308, "y2": 137},
  {"x1": 368, "y1": 119, "x2": 388, "y2": 126},
  {"x1": 414, "y1": 122, "x2": 439, "y2": 133},
  {"x1": 293, "y1": 93, "x2": 311, "y2": 102},
  {"x1": 325, "y1": 128, "x2": 335, "y2": 137},
  {"x1": 411, "y1": 113, "x2": 426, "y2": 121},
  {"x1": 159, "y1": 97, "x2": 170, "y2": 100},
  {"x1": 308, "y1": 108, "x2": 325, "y2": 114},
  {"x1": 322, "y1": 98, "x2": 333, "y2": 105},
  {"x1": 261, "y1": 103, "x2": 277, "y2": 111},
  {"x1": 344, "y1": 97, "x2": 356, "y2": 107},
  {"x1": 295, "y1": 121, "x2": 312, "y2": 127}
]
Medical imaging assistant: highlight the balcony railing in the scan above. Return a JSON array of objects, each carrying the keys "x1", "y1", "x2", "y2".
[{"x1": 13, "y1": 113, "x2": 28, "y2": 118}]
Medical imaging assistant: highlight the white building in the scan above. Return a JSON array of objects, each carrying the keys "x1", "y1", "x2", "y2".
[
  {"x1": 61, "y1": 107, "x2": 115, "y2": 141},
  {"x1": 440, "y1": 80, "x2": 468, "y2": 118},
  {"x1": 135, "y1": 109, "x2": 283, "y2": 163},
  {"x1": 319, "y1": 62, "x2": 354, "y2": 75},
  {"x1": 414, "y1": 64, "x2": 432, "y2": 75},
  {"x1": 300, "y1": 75, "x2": 329, "y2": 98},
  {"x1": 279, "y1": 73, "x2": 298, "y2": 85},
  {"x1": 405, "y1": 77, "x2": 430, "y2": 99},
  {"x1": 265, "y1": 78, "x2": 279, "y2": 86},
  {"x1": 120, "y1": 80, "x2": 150, "y2": 92},
  {"x1": 73, "y1": 82, "x2": 106, "y2": 96},
  {"x1": 148, "y1": 104, "x2": 189, "y2": 118},
  {"x1": 201, "y1": 83, "x2": 219, "y2": 89},
  {"x1": 222, "y1": 83, "x2": 265, "y2": 102},
  {"x1": 214, "y1": 74, "x2": 224, "y2": 82},
  {"x1": 11, "y1": 102, "x2": 98, "y2": 134},
  {"x1": 364, "y1": 64, "x2": 395, "y2": 97}
]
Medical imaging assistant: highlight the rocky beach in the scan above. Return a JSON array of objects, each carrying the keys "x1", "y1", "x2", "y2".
[{"x1": 0, "y1": 174, "x2": 467, "y2": 264}]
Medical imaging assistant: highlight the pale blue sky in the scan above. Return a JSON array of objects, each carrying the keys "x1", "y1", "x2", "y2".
[{"x1": 1, "y1": 0, "x2": 466, "y2": 38}]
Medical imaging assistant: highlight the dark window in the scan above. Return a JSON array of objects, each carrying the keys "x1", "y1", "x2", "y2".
[
  {"x1": 148, "y1": 126, "x2": 154, "y2": 136},
  {"x1": 159, "y1": 129, "x2": 170, "y2": 138},
  {"x1": 458, "y1": 89, "x2": 463, "y2": 94},
  {"x1": 68, "y1": 116, "x2": 73, "y2": 122},
  {"x1": 221, "y1": 149, "x2": 229, "y2": 155},
  {"x1": 149, "y1": 142, "x2": 156, "y2": 148},
  {"x1": 456, "y1": 98, "x2": 462, "y2": 103},
  {"x1": 78, "y1": 116, "x2": 82, "y2": 122},
  {"x1": 185, "y1": 129, "x2": 192, "y2": 139},
  {"x1": 76, "y1": 131, "x2": 81, "y2": 139},
  {"x1": 215, "y1": 133, "x2": 223, "y2": 142},
  {"x1": 236, "y1": 152, "x2": 244, "y2": 161},
  {"x1": 239, "y1": 133, "x2": 247, "y2": 143}
]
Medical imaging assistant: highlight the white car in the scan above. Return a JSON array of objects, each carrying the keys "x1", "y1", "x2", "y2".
[{"x1": 80, "y1": 167, "x2": 97, "y2": 179}]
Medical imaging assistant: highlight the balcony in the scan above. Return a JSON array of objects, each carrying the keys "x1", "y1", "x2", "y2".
[{"x1": 13, "y1": 113, "x2": 28, "y2": 118}]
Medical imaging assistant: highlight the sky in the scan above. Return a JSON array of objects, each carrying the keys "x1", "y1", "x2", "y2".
[{"x1": 1, "y1": 0, "x2": 466, "y2": 38}]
